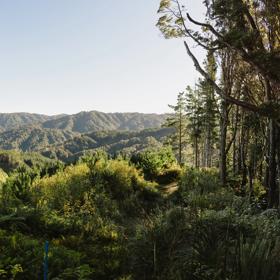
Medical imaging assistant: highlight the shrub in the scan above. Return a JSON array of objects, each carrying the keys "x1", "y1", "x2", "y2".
[
  {"x1": 88, "y1": 158, "x2": 161, "y2": 215},
  {"x1": 1, "y1": 167, "x2": 38, "y2": 206},
  {"x1": 130, "y1": 147, "x2": 177, "y2": 180},
  {"x1": 130, "y1": 207, "x2": 190, "y2": 280},
  {"x1": 91, "y1": 159, "x2": 152, "y2": 198},
  {"x1": 32, "y1": 164, "x2": 91, "y2": 210},
  {"x1": 129, "y1": 203, "x2": 280, "y2": 280},
  {"x1": 179, "y1": 167, "x2": 220, "y2": 195},
  {"x1": 156, "y1": 167, "x2": 181, "y2": 184},
  {"x1": 0, "y1": 169, "x2": 7, "y2": 185}
]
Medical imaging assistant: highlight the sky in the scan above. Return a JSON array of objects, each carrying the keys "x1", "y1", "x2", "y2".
[{"x1": 0, "y1": 0, "x2": 205, "y2": 115}]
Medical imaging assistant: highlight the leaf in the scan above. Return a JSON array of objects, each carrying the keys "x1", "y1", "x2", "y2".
[
  {"x1": 158, "y1": 0, "x2": 171, "y2": 13},
  {"x1": 175, "y1": 17, "x2": 185, "y2": 26}
]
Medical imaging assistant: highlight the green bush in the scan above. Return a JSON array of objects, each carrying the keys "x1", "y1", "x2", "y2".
[
  {"x1": 156, "y1": 167, "x2": 181, "y2": 184},
  {"x1": 130, "y1": 207, "x2": 190, "y2": 280},
  {"x1": 130, "y1": 147, "x2": 177, "y2": 180},
  {"x1": 2, "y1": 149, "x2": 280, "y2": 279},
  {"x1": 1, "y1": 167, "x2": 38, "y2": 206},
  {"x1": 88, "y1": 158, "x2": 161, "y2": 215},
  {"x1": 180, "y1": 167, "x2": 220, "y2": 195},
  {"x1": 129, "y1": 204, "x2": 280, "y2": 280},
  {"x1": 32, "y1": 163, "x2": 91, "y2": 210},
  {"x1": 0, "y1": 169, "x2": 7, "y2": 185}
]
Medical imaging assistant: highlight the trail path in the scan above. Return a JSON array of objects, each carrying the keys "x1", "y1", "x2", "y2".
[{"x1": 158, "y1": 182, "x2": 178, "y2": 196}]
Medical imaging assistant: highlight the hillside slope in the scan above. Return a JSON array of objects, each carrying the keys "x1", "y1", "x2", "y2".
[
  {"x1": 0, "y1": 111, "x2": 167, "y2": 134},
  {"x1": 42, "y1": 111, "x2": 167, "y2": 133},
  {"x1": 0, "y1": 126, "x2": 79, "y2": 152},
  {"x1": 0, "y1": 150, "x2": 54, "y2": 173},
  {"x1": 0, "y1": 113, "x2": 53, "y2": 131},
  {"x1": 41, "y1": 127, "x2": 174, "y2": 162}
]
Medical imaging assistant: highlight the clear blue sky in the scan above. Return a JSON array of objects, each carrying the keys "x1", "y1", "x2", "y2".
[{"x1": 0, "y1": 0, "x2": 205, "y2": 115}]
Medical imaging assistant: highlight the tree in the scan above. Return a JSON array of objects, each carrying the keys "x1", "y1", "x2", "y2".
[
  {"x1": 157, "y1": 0, "x2": 280, "y2": 206},
  {"x1": 185, "y1": 86, "x2": 204, "y2": 168},
  {"x1": 199, "y1": 51, "x2": 218, "y2": 168},
  {"x1": 163, "y1": 92, "x2": 188, "y2": 165}
]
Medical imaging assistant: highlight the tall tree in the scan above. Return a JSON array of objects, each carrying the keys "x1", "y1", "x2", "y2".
[
  {"x1": 200, "y1": 51, "x2": 218, "y2": 168},
  {"x1": 185, "y1": 86, "x2": 204, "y2": 168},
  {"x1": 163, "y1": 92, "x2": 188, "y2": 165},
  {"x1": 157, "y1": 0, "x2": 280, "y2": 206}
]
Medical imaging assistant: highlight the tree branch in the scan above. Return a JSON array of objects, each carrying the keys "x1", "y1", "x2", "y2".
[
  {"x1": 186, "y1": 14, "x2": 272, "y2": 81},
  {"x1": 175, "y1": 2, "x2": 219, "y2": 51},
  {"x1": 184, "y1": 40, "x2": 262, "y2": 114},
  {"x1": 226, "y1": 106, "x2": 240, "y2": 155}
]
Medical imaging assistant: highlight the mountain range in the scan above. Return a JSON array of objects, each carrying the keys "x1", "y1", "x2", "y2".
[
  {"x1": 0, "y1": 111, "x2": 167, "y2": 133},
  {"x1": 0, "y1": 111, "x2": 171, "y2": 162},
  {"x1": 41, "y1": 127, "x2": 173, "y2": 162}
]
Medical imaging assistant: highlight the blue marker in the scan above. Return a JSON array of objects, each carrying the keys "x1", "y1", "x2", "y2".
[{"x1": 44, "y1": 241, "x2": 49, "y2": 280}]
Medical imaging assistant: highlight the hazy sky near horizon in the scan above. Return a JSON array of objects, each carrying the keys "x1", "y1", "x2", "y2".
[{"x1": 0, "y1": 0, "x2": 205, "y2": 115}]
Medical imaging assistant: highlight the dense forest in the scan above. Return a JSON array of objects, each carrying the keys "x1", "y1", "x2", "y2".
[
  {"x1": 0, "y1": 111, "x2": 167, "y2": 133},
  {"x1": 1, "y1": 0, "x2": 280, "y2": 279}
]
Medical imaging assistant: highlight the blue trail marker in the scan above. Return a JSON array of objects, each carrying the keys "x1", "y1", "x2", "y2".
[{"x1": 44, "y1": 241, "x2": 49, "y2": 280}]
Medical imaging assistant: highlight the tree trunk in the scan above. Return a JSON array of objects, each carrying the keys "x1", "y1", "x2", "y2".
[
  {"x1": 179, "y1": 111, "x2": 182, "y2": 165},
  {"x1": 264, "y1": 78, "x2": 278, "y2": 208},
  {"x1": 233, "y1": 133, "x2": 237, "y2": 175},
  {"x1": 195, "y1": 136, "x2": 199, "y2": 168},
  {"x1": 237, "y1": 131, "x2": 242, "y2": 175},
  {"x1": 277, "y1": 129, "x2": 280, "y2": 209},
  {"x1": 240, "y1": 125, "x2": 248, "y2": 192},
  {"x1": 248, "y1": 166, "x2": 253, "y2": 200},
  {"x1": 206, "y1": 125, "x2": 212, "y2": 168},
  {"x1": 220, "y1": 101, "x2": 228, "y2": 186},
  {"x1": 268, "y1": 120, "x2": 278, "y2": 208}
]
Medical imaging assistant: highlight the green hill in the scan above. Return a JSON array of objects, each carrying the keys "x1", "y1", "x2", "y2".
[
  {"x1": 0, "y1": 126, "x2": 79, "y2": 152},
  {"x1": 42, "y1": 111, "x2": 167, "y2": 133},
  {"x1": 0, "y1": 111, "x2": 167, "y2": 134},
  {"x1": 0, "y1": 113, "x2": 56, "y2": 131},
  {"x1": 0, "y1": 150, "x2": 54, "y2": 173},
  {"x1": 0, "y1": 125, "x2": 173, "y2": 163},
  {"x1": 41, "y1": 127, "x2": 174, "y2": 162},
  {"x1": 0, "y1": 111, "x2": 170, "y2": 162}
]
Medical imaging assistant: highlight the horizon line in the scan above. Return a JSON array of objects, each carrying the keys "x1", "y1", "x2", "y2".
[{"x1": 0, "y1": 109, "x2": 172, "y2": 116}]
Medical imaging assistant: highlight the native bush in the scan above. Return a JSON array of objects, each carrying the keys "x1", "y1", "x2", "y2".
[
  {"x1": 130, "y1": 147, "x2": 177, "y2": 180},
  {"x1": 180, "y1": 167, "x2": 220, "y2": 194}
]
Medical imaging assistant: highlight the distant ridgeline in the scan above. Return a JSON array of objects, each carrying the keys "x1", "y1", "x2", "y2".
[
  {"x1": 0, "y1": 111, "x2": 172, "y2": 163},
  {"x1": 0, "y1": 111, "x2": 167, "y2": 132}
]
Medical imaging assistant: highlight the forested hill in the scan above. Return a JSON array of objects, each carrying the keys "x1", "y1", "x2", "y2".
[
  {"x1": 0, "y1": 113, "x2": 54, "y2": 131},
  {"x1": 0, "y1": 111, "x2": 168, "y2": 133},
  {"x1": 0, "y1": 125, "x2": 172, "y2": 159},
  {"x1": 42, "y1": 111, "x2": 167, "y2": 133},
  {"x1": 0, "y1": 126, "x2": 79, "y2": 152},
  {"x1": 0, "y1": 111, "x2": 170, "y2": 161},
  {"x1": 41, "y1": 127, "x2": 174, "y2": 162}
]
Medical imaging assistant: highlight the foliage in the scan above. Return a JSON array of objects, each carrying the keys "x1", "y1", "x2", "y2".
[
  {"x1": 42, "y1": 128, "x2": 172, "y2": 163},
  {"x1": 0, "y1": 150, "x2": 54, "y2": 174},
  {"x1": 129, "y1": 167, "x2": 280, "y2": 280},
  {"x1": 0, "y1": 113, "x2": 171, "y2": 164},
  {"x1": 163, "y1": 92, "x2": 188, "y2": 164},
  {"x1": 0, "y1": 169, "x2": 8, "y2": 185},
  {"x1": 1, "y1": 1, "x2": 280, "y2": 277},
  {"x1": 0, "y1": 147, "x2": 280, "y2": 279},
  {"x1": 130, "y1": 146, "x2": 177, "y2": 180},
  {"x1": 156, "y1": 167, "x2": 181, "y2": 185},
  {"x1": 180, "y1": 167, "x2": 220, "y2": 194},
  {"x1": 0, "y1": 151, "x2": 168, "y2": 279},
  {"x1": 0, "y1": 111, "x2": 167, "y2": 134}
]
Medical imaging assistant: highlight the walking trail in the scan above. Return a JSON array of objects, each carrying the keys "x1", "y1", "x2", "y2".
[{"x1": 158, "y1": 182, "x2": 178, "y2": 196}]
